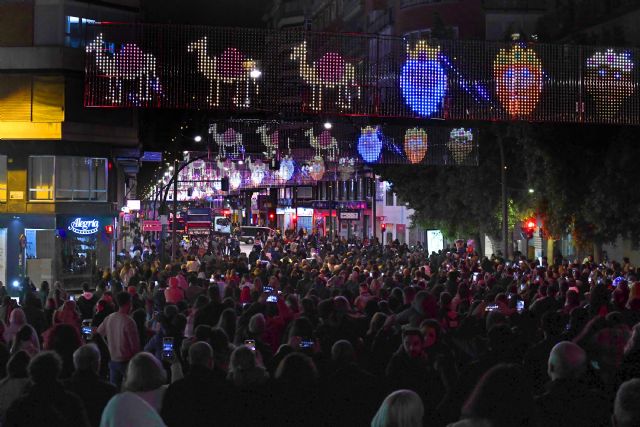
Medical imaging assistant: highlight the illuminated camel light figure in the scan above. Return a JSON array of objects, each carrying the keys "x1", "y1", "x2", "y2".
[
  {"x1": 187, "y1": 37, "x2": 260, "y2": 107},
  {"x1": 86, "y1": 33, "x2": 159, "y2": 104},
  {"x1": 305, "y1": 129, "x2": 339, "y2": 161},
  {"x1": 256, "y1": 125, "x2": 279, "y2": 157},
  {"x1": 209, "y1": 124, "x2": 244, "y2": 158},
  {"x1": 291, "y1": 41, "x2": 361, "y2": 111}
]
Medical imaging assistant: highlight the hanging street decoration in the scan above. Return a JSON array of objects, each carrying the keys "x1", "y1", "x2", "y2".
[
  {"x1": 278, "y1": 155, "x2": 296, "y2": 181},
  {"x1": 357, "y1": 126, "x2": 384, "y2": 163},
  {"x1": 404, "y1": 128, "x2": 429, "y2": 164},
  {"x1": 187, "y1": 37, "x2": 260, "y2": 107},
  {"x1": 290, "y1": 41, "x2": 361, "y2": 111},
  {"x1": 585, "y1": 49, "x2": 635, "y2": 117},
  {"x1": 494, "y1": 44, "x2": 544, "y2": 117},
  {"x1": 209, "y1": 124, "x2": 245, "y2": 158},
  {"x1": 86, "y1": 33, "x2": 162, "y2": 105},
  {"x1": 400, "y1": 40, "x2": 448, "y2": 117},
  {"x1": 338, "y1": 157, "x2": 357, "y2": 180},
  {"x1": 307, "y1": 128, "x2": 339, "y2": 161},
  {"x1": 247, "y1": 157, "x2": 267, "y2": 186},
  {"x1": 447, "y1": 128, "x2": 474, "y2": 164}
]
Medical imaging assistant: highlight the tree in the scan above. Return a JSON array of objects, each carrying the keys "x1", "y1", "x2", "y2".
[{"x1": 378, "y1": 124, "x2": 533, "y2": 244}]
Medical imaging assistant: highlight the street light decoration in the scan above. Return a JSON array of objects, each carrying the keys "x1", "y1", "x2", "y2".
[
  {"x1": 86, "y1": 33, "x2": 162, "y2": 105},
  {"x1": 306, "y1": 128, "x2": 339, "y2": 161},
  {"x1": 247, "y1": 157, "x2": 267, "y2": 186},
  {"x1": 187, "y1": 38, "x2": 260, "y2": 107},
  {"x1": 357, "y1": 126, "x2": 383, "y2": 163},
  {"x1": 404, "y1": 128, "x2": 429, "y2": 164},
  {"x1": 400, "y1": 40, "x2": 447, "y2": 117},
  {"x1": 209, "y1": 124, "x2": 244, "y2": 158},
  {"x1": 585, "y1": 49, "x2": 634, "y2": 117},
  {"x1": 302, "y1": 156, "x2": 325, "y2": 181},
  {"x1": 338, "y1": 157, "x2": 356, "y2": 180},
  {"x1": 290, "y1": 41, "x2": 361, "y2": 111},
  {"x1": 447, "y1": 128, "x2": 474, "y2": 164},
  {"x1": 256, "y1": 125, "x2": 279, "y2": 157},
  {"x1": 494, "y1": 44, "x2": 543, "y2": 117},
  {"x1": 278, "y1": 155, "x2": 296, "y2": 181}
]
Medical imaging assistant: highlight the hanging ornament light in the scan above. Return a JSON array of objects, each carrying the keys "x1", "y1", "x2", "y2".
[
  {"x1": 278, "y1": 155, "x2": 295, "y2": 181},
  {"x1": 447, "y1": 128, "x2": 474, "y2": 164},
  {"x1": 229, "y1": 170, "x2": 242, "y2": 190},
  {"x1": 247, "y1": 157, "x2": 266, "y2": 186},
  {"x1": 404, "y1": 128, "x2": 428, "y2": 164},
  {"x1": 338, "y1": 157, "x2": 356, "y2": 180},
  {"x1": 308, "y1": 156, "x2": 325, "y2": 181},
  {"x1": 357, "y1": 126, "x2": 384, "y2": 163}
]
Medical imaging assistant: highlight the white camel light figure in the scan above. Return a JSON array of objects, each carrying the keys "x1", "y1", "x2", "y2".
[
  {"x1": 86, "y1": 33, "x2": 159, "y2": 104},
  {"x1": 256, "y1": 125, "x2": 279, "y2": 157},
  {"x1": 306, "y1": 128, "x2": 339, "y2": 162},
  {"x1": 209, "y1": 124, "x2": 244, "y2": 158},
  {"x1": 187, "y1": 37, "x2": 260, "y2": 107},
  {"x1": 290, "y1": 41, "x2": 361, "y2": 111}
]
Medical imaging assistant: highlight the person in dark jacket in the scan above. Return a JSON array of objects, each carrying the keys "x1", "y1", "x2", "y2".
[
  {"x1": 323, "y1": 340, "x2": 382, "y2": 427},
  {"x1": 4, "y1": 351, "x2": 91, "y2": 427},
  {"x1": 76, "y1": 283, "x2": 97, "y2": 321},
  {"x1": 535, "y1": 342, "x2": 611, "y2": 427},
  {"x1": 64, "y1": 344, "x2": 116, "y2": 427},
  {"x1": 161, "y1": 342, "x2": 236, "y2": 427},
  {"x1": 21, "y1": 293, "x2": 46, "y2": 339},
  {"x1": 386, "y1": 327, "x2": 444, "y2": 423}
]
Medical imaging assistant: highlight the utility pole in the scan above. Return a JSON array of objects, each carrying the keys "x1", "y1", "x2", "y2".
[
  {"x1": 171, "y1": 159, "x2": 178, "y2": 262},
  {"x1": 498, "y1": 137, "x2": 509, "y2": 260}
]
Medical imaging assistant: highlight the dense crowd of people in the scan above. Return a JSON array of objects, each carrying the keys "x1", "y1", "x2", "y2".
[{"x1": 0, "y1": 230, "x2": 639, "y2": 426}]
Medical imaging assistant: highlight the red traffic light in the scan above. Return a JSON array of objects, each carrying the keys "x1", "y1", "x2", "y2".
[
  {"x1": 381, "y1": 223, "x2": 387, "y2": 231},
  {"x1": 526, "y1": 220, "x2": 535, "y2": 230},
  {"x1": 104, "y1": 225, "x2": 114, "y2": 234},
  {"x1": 269, "y1": 213, "x2": 275, "y2": 220}
]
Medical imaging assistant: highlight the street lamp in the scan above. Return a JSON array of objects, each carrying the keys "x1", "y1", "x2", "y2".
[
  {"x1": 323, "y1": 122, "x2": 332, "y2": 130},
  {"x1": 528, "y1": 188, "x2": 535, "y2": 194},
  {"x1": 194, "y1": 135, "x2": 202, "y2": 142}
]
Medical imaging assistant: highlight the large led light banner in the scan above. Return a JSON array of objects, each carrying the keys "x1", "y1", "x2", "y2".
[{"x1": 84, "y1": 24, "x2": 640, "y2": 125}]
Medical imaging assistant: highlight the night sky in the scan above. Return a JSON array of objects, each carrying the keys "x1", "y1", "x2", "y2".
[{"x1": 141, "y1": 0, "x2": 269, "y2": 27}]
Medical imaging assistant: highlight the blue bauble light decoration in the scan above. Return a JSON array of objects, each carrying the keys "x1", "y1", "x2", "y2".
[
  {"x1": 400, "y1": 41, "x2": 447, "y2": 117},
  {"x1": 357, "y1": 126, "x2": 383, "y2": 163}
]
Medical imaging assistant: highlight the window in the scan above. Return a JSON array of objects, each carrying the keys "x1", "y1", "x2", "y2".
[
  {"x1": 29, "y1": 156, "x2": 54, "y2": 201},
  {"x1": 0, "y1": 155, "x2": 6, "y2": 202},
  {"x1": 386, "y1": 188, "x2": 394, "y2": 206},
  {"x1": 29, "y1": 156, "x2": 107, "y2": 201},
  {"x1": 65, "y1": 16, "x2": 97, "y2": 49},
  {"x1": 55, "y1": 157, "x2": 107, "y2": 201}
]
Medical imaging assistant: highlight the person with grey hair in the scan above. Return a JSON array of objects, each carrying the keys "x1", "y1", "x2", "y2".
[
  {"x1": 161, "y1": 341, "x2": 235, "y2": 427},
  {"x1": 64, "y1": 344, "x2": 116, "y2": 427},
  {"x1": 535, "y1": 342, "x2": 610, "y2": 427},
  {"x1": 100, "y1": 352, "x2": 167, "y2": 427},
  {"x1": 5, "y1": 351, "x2": 91, "y2": 427},
  {"x1": 613, "y1": 378, "x2": 640, "y2": 427}
]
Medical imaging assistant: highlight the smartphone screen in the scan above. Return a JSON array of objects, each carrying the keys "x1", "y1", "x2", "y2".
[
  {"x1": 244, "y1": 339, "x2": 256, "y2": 352},
  {"x1": 485, "y1": 304, "x2": 499, "y2": 312},
  {"x1": 266, "y1": 295, "x2": 277, "y2": 303},
  {"x1": 263, "y1": 286, "x2": 274, "y2": 293},
  {"x1": 162, "y1": 337, "x2": 174, "y2": 360},
  {"x1": 299, "y1": 340, "x2": 314, "y2": 349},
  {"x1": 516, "y1": 300, "x2": 525, "y2": 313}
]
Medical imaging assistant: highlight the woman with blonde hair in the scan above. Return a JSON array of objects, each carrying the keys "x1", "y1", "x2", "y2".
[
  {"x1": 371, "y1": 389, "x2": 424, "y2": 427},
  {"x1": 100, "y1": 352, "x2": 168, "y2": 427}
]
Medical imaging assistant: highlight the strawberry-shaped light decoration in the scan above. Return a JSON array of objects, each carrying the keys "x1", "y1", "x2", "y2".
[
  {"x1": 494, "y1": 45, "x2": 543, "y2": 117},
  {"x1": 404, "y1": 128, "x2": 428, "y2": 164}
]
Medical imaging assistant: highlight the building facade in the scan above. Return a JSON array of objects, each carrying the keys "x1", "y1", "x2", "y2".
[{"x1": 0, "y1": 0, "x2": 140, "y2": 290}]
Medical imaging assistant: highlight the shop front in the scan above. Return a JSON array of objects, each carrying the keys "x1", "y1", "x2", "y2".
[
  {"x1": 0, "y1": 214, "x2": 56, "y2": 295},
  {"x1": 56, "y1": 215, "x2": 115, "y2": 289}
]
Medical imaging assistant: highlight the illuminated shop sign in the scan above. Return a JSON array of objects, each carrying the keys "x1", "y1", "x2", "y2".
[{"x1": 68, "y1": 218, "x2": 100, "y2": 235}]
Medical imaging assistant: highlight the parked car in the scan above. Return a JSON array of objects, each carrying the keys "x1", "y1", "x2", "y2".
[{"x1": 238, "y1": 226, "x2": 274, "y2": 244}]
